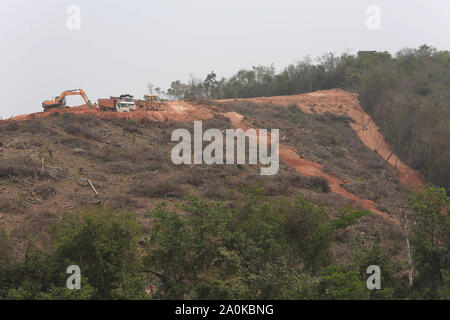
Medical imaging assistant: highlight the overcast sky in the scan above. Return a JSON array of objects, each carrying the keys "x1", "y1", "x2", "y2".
[{"x1": 1, "y1": 0, "x2": 449, "y2": 119}]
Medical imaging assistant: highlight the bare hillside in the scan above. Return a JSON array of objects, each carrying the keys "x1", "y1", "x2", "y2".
[{"x1": 0, "y1": 90, "x2": 420, "y2": 262}]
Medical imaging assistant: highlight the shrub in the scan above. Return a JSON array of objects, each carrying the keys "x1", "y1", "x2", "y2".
[
  {"x1": 202, "y1": 115, "x2": 232, "y2": 130},
  {"x1": 60, "y1": 113, "x2": 100, "y2": 127},
  {"x1": 61, "y1": 122, "x2": 97, "y2": 140},
  {"x1": 0, "y1": 198, "x2": 13, "y2": 213},
  {"x1": 129, "y1": 179, "x2": 184, "y2": 198},
  {"x1": 204, "y1": 186, "x2": 228, "y2": 200},
  {"x1": 264, "y1": 179, "x2": 291, "y2": 196},
  {"x1": 176, "y1": 171, "x2": 205, "y2": 187},
  {"x1": 0, "y1": 121, "x2": 20, "y2": 132},
  {"x1": 20, "y1": 119, "x2": 52, "y2": 134},
  {"x1": 123, "y1": 120, "x2": 141, "y2": 134},
  {"x1": 103, "y1": 161, "x2": 135, "y2": 174},
  {"x1": 0, "y1": 155, "x2": 48, "y2": 178},
  {"x1": 59, "y1": 136, "x2": 92, "y2": 149},
  {"x1": 308, "y1": 176, "x2": 331, "y2": 193},
  {"x1": 0, "y1": 197, "x2": 27, "y2": 214},
  {"x1": 34, "y1": 184, "x2": 57, "y2": 199},
  {"x1": 103, "y1": 194, "x2": 138, "y2": 210},
  {"x1": 271, "y1": 173, "x2": 330, "y2": 194}
]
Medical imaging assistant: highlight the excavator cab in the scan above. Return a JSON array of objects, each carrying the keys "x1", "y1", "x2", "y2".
[
  {"x1": 142, "y1": 94, "x2": 162, "y2": 110},
  {"x1": 144, "y1": 94, "x2": 158, "y2": 103}
]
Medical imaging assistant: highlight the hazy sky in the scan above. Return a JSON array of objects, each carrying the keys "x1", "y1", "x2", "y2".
[{"x1": 1, "y1": 0, "x2": 449, "y2": 119}]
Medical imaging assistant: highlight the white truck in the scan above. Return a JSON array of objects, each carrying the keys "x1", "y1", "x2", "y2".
[{"x1": 115, "y1": 94, "x2": 136, "y2": 112}]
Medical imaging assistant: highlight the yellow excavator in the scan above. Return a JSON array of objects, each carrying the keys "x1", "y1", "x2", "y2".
[{"x1": 42, "y1": 89, "x2": 95, "y2": 111}]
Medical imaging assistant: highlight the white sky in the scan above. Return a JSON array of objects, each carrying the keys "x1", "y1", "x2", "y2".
[{"x1": 0, "y1": 0, "x2": 449, "y2": 119}]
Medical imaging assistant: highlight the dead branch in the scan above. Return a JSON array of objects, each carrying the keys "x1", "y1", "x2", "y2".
[
  {"x1": 400, "y1": 207, "x2": 414, "y2": 287},
  {"x1": 80, "y1": 178, "x2": 99, "y2": 196}
]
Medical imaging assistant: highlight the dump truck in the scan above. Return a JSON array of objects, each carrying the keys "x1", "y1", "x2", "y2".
[
  {"x1": 42, "y1": 89, "x2": 95, "y2": 111},
  {"x1": 97, "y1": 98, "x2": 116, "y2": 111},
  {"x1": 97, "y1": 94, "x2": 136, "y2": 112}
]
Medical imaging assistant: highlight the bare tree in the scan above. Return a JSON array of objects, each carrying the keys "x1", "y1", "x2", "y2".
[
  {"x1": 400, "y1": 206, "x2": 414, "y2": 287},
  {"x1": 147, "y1": 82, "x2": 155, "y2": 95}
]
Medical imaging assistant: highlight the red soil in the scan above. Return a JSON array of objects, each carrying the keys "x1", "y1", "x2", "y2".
[
  {"x1": 9, "y1": 101, "x2": 213, "y2": 123},
  {"x1": 5, "y1": 89, "x2": 423, "y2": 224}
]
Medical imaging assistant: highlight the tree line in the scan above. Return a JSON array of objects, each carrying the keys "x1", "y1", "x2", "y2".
[{"x1": 0, "y1": 185, "x2": 448, "y2": 299}]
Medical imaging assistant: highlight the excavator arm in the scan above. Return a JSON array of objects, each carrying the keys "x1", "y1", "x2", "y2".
[
  {"x1": 77, "y1": 89, "x2": 90, "y2": 105},
  {"x1": 43, "y1": 89, "x2": 94, "y2": 111}
]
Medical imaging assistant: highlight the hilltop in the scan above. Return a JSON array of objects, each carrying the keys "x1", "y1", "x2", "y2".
[
  {"x1": 1, "y1": 89, "x2": 422, "y2": 254},
  {"x1": 2, "y1": 88, "x2": 448, "y2": 300}
]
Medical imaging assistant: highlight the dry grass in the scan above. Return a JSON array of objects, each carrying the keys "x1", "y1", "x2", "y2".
[
  {"x1": 103, "y1": 194, "x2": 139, "y2": 210},
  {"x1": 204, "y1": 186, "x2": 228, "y2": 200},
  {"x1": 263, "y1": 172, "x2": 330, "y2": 195},
  {"x1": 102, "y1": 161, "x2": 136, "y2": 174},
  {"x1": 176, "y1": 171, "x2": 205, "y2": 187},
  {"x1": 34, "y1": 184, "x2": 57, "y2": 200},
  {"x1": 0, "y1": 155, "x2": 49, "y2": 179},
  {"x1": 0, "y1": 121, "x2": 20, "y2": 132},
  {"x1": 121, "y1": 119, "x2": 141, "y2": 134},
  {"x1": 0, "y1": 198, "x2": 14, "y2": 213},
  {"x1": 129, "y1": 178, "x2": 184, "y2": 198},
  {"x1": 61, "y1": 122, "x2": 98, "y2": 140},
  {"x1": 0, "y1": 102, "x2": 412, "y2": 263},
  {"x1": 19, "y1": 118, "x2": 54, "y2": 135}
]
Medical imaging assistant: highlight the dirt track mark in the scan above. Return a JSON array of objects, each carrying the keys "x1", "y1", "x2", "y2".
[{"x1": 224, "y1": 111, "x2": 398, "y2": 224}]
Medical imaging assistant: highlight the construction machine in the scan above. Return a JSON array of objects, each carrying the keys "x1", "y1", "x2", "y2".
[
  {"x1": 135, "y1": 94, "x2": 163, "y2": 110},
  {"x1": 116, "y1": 94, "x2": 136, "y2": 112},
  {"x1": 97, "y1": 94, "x2": 136, "y2": 112},
  {"x1": 42, "y1": 89, "x2": 95, "y2": 111}
]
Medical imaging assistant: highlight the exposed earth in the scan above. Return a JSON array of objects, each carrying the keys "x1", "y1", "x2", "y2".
[
  {"x1": 1, "y1": 89, "x2": 426, "y2": 260},
  {"x1": 4, "y1": 89, "x2": 424, "y2": 226}
]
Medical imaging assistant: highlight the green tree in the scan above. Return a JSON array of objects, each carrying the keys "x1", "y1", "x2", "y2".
[
  {"x1": 408, "y1": 185, "x2": 449, "y2": 298},
  {"x1": 319, "y1": 266, "x2": 369, "y2": 300},
  {"x1": 0, "y1": 228, "x2": 14, "y2": 298},
  {"x1": 167, "y1": 80, "x2": 188, "y2": 99},
  {"x1": 50, "y1": 208, "x2": 143, "y2": 299},
  {"x1": 351, "y1": 237, "x2": 398, "y2": 299},
  {"x1": 143, "y1": 191, "x2": 354, "y2": 299}
]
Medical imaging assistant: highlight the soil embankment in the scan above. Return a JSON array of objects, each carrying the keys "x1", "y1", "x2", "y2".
[{"x1": 220, "y1": 89, "x2": 424, "y2": 190}]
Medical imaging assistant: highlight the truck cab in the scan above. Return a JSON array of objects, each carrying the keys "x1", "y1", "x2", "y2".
[{"x1": 116, "y1": 94, "x2": 136, "y2": 112}]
